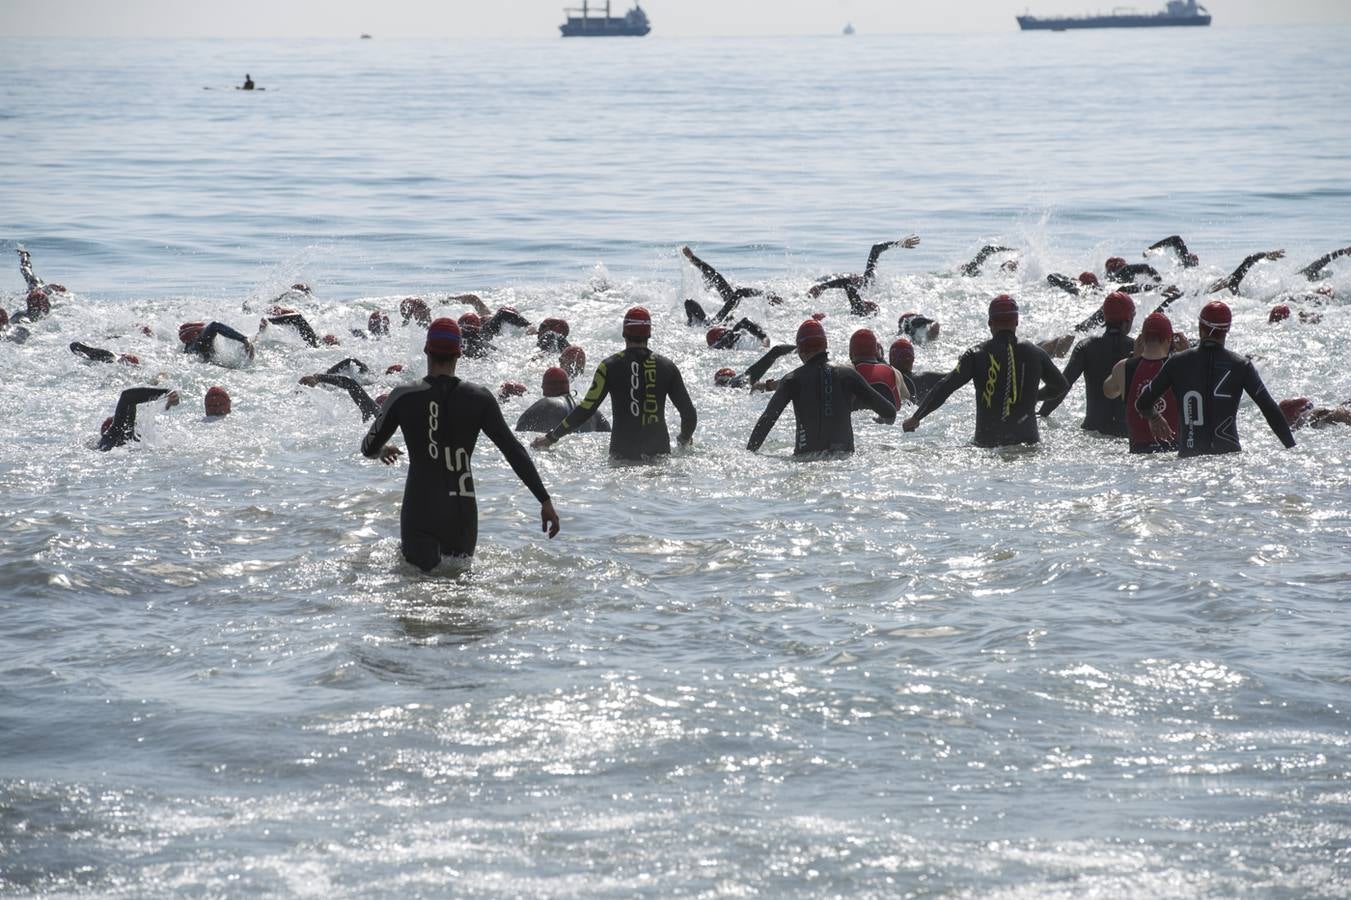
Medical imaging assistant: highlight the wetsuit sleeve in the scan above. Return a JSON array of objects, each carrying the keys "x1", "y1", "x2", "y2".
[
  {"x1": 910, "y1": 351, "x2": 976, "y2": 423},
  {"x1": 846, "y1": 366, "x2": 896, "y2": 423},
  {"x1": 668, "y1": 363, "x2": 697, "y2": 444},
  {"x1": 480, "y1": 397, "x2": 552, "y2": 505},
  {"x1": 99, "y1": 387, "x2": 170, "y2": 451},
  {"x1": 70, "y1": 342, "x2": 116, "y2": 363},
  {"x1": 1298, "y1": 246, "x2": 1351, "y2": 280},
  {"x1": 1118, "y1": 263, "x2": 1160, "y2": 282},
  {"x1": 315, "y1": 374, "x2": 379, "y2": 421},
  {"x1": 960, "y1": 245, "x2": 1012, "y2": 277},
  {"x1": 18, "y1": 249, "x2": 41, "y2": 291},
  {"x1": 268, "y1": 314, "x2": 320, "y2": 347},
  {"x1": 747, "y1": 378, "x2": 793, "y2": 451},
  {"x1": 744, "y1": 344, "x2": 796, "y2": 384},
  {"x1": 1037, "y1": 341, "x2": 1085, "y2": 416},
  {"x1": 1047, "y1": 273, "x2": 1080, "y2": 297},
  {"x1": 862, "y1": 240, "x2": 903, "y2": 283},
  {"x1": 187, "y1": 321, "x2": 251, "y2": 357},
  {"x1": 545, "y1": 361, "x2": 611, "y2": 442},
  {"x1": 732, "y1": 318, "x2": 768, "y2": 342},
  {"x1": 482, "y1": 307, "x2": 531, "y2": 338},
  {"x1": 1243, "y1": 360, "x2": 1297, "y2": 449},
  {"x1": 684, "y1": 299, "x2": 709, "y2": 326},
  {"x1": 685, "y1": 250, "x2": 736, "y2": 301},
  {"x1": 1148, "y1": 235, "x2": 1192, "y2": 262},
  {"x1": 1034, "y1": 347, "x2": 1069, "y2": 402},
  {"x1": 360, "y1": 393, "x2": 402, "y2": 458},
  {"x1": 1134, "y1": 357, "x2": 1176, "y2": 416},
  {"x1": 1212, "y1": 253, "x2": 1268, "y2": 295},
  {"x1": 326, "y1": 357, "x2": 369, "y2": 376},
  {"x1": 1073, "y1": 304, "x2": 1106, "y2": 333}
]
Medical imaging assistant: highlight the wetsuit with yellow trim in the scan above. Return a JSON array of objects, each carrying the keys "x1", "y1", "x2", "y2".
[
  {"x1": 908, "y1": 331, "x2": 1068, "y2": 447},
  {"x1": 543, "y1": 347, "x2": 696, "y2": 460},
  {"x1": 746, "y1": 352, "x2": 896, "y2": 455}
]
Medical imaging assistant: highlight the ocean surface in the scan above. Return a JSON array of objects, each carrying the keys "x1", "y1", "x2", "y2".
[{"x1": 3, "y1": 26, "x2": 1351, "y2": 897}]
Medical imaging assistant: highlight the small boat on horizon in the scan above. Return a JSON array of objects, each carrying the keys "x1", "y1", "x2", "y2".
[
  {"x1": 1017, "y1": 0, "x2": 1211, "y2": 30},
  {"x1": 560, "y1": 1, "x2": 651, "y2": 37}
]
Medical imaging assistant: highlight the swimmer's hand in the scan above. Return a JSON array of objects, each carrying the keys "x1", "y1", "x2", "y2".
[
  {"x1": 901, "y1": 234, "x2": 921, "y2": 249},
  {"x1": 1265, "y1": 250, "x2": 1286, "y2": 261},
  {"x1": 531, "y1": 435, "x2": 553, "y2": 450},
  {"x1": 164, "y1": 391, "x2": 180, "y2": 410},
  {"x1": 902, "y1": 416, "x2": 920, "y2": 433},
  {"x1": 379, "y1": 445, "x2": 402, "y2": 465},
  {"x1": 540, "y1": 500, "x2": 560, "y2": 539},
  {"x1": 1146, "y1": 414, "x2": 1175, "y2": 443},
  {"x1": 678, "y1": 435, "x2": 693, "y2": 448}
]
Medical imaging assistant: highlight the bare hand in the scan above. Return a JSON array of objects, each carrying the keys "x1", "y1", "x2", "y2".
[
  {"x1": 901, "y1": 234, "x2": 921, "y2": 248},
  {"x1": 531, "y1": 435, "x2": 553, "y2": 450},
  {"x1": 298, "y1": 375, "x2": 320, "y2": 387},
  {"x1": 1146, "y1": 414, "x2": 1175, "y2": 443},
  {"x1": 902, "y1": 417, "x2": 920, "y2": 433},
  {"x1": 681, "y1": 245, "x2": 694, "y2": 259},
  {"x1": 380, "y1": 445, "x2": 402, "y2": 465},
  {"x1": 540, "y1": 501, "x2": 560, "y2": 539},
  {"x1": 1266, "y1": 250, "x2": 1286, "y2": 261},
  {"x1": 164, "y1": 391, "x2": 180, "y2": 409}
]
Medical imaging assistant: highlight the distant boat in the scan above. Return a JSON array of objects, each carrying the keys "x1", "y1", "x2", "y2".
[
  {"x1": 843, "y1": 22, "x2": 856, "y2": 35},
  {"x1": 360, "y1": 33, "x2": 372, "y2": 39},
  {"x1": 560, "y1": 1, "x2": 651, "y2": 37},
  {"x1": 1017, "y1": 0, "x2": 1211, "y2": 30}
]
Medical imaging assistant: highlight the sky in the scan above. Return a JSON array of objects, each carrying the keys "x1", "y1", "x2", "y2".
[{"x1": 1, "y1": 0, "x2": 1347, "y2": 38}]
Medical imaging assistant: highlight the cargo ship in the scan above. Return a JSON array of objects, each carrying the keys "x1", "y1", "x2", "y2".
[
  {"x1": 560, "y1": 2, "x2": 651, "y2": 37},
  {"x1": 1017, "y1": 0, "x2": 1211, "y2": 30}
]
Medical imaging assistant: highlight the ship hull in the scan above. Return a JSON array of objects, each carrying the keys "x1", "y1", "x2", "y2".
[
  {"x1": 1017, "y1": 14, "x2": 1210, "y2": 29},
  {"x1": 560, "y1": 20, "x2": 650, "y2": 36}
]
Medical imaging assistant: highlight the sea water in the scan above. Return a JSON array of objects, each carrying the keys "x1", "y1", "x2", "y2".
[{"x1": 2, "y1": 27, "x2": 1350, "y2": 897}]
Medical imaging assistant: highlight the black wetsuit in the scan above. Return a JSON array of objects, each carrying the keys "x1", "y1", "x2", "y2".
[
  {"x1": 909, "y1": 331, "x2": 1069, "y2": 447},
  {"x1": 1037, "y1": 325, "x2": 1134, "y2": 436},
  {"x1": 1212, "y1": 253, "x2": 1277, "y2": 295},
  {"x1": 1148, "y1": 235, "x2": 1198, "y2": 267},
  {"x1": 960, "y1": 245, "x2": 1015, "y2": 277},
  {"x1": 1298, "y1": 247, "x2": 1351, "y2": 281},
  {"x1": 544, "y1": 346, "x2": 696, "y2": 460},
  {"x1": 327, "y1": 358, "x2": 370, "y2": 378},
  {"x1": 98, "y1": 387, "x2": 171, "y2": 452},
  {"x1": 480, "y1": 308, "x2": 531, "y2": 339},
  {"x1": 18, "y1": 248, "x2": 44, "y2": 291},
  {"x1": 684, "y1": 250, "x2": 781, "y2": 311},
  {"x1": 709, "y1": 318, "x2": 768, "y2": 350},
  {"x1": 267, "y1": 313, "x2": 320, "y2": 347},
  {"x1": 1135, "y1": 340, "x2": 1296, "y2": 457},
  {"x1": 718, "y1": 344, "x2": 797, "y2": 389},
  {"x1": 185, "y1": 322, "x2": 251, "y2": 361},
  {"x1": 515, "y1": 395, "x2": 611, "y2": 434},
  {"x1": 747, "y1": 353, "x2": 896, "y2": 455},
  {"x1": 536, "y1": 331, "x2": 569, "y2": 354},
  {"x1": 71, "y1": 342, "x2": 117, "y2": 363},
  {"x1": 812, "y1": 278, "x2": 877, "y2": 316},
  {"x1": 1111, "y1": 263, "x2": 1160, "y2": 284},
  {"x1": 900, "y1": 370, "x2": 947, "y2": 407},
  {"x1": 360, "y1": 375, "x2": 551, "y2": 569},
  {"x1": 1047, "y1": 273, "x2": 1085, "y2": 297},
  {"x1": 314, "y1": 374, "x2": 380, "y2": 421}
]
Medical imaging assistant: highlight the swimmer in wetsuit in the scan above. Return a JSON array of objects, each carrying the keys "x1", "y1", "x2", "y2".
[
  {"x1": 515, "y1": 367, "x2": 611, "y2": 434},
  {"x1": 360, "y1": 318, "x2": 559, "y2": 571},
  {"x1": 705, "y1": 318, "x2": 769, "y2": 350},
  {"x1": 1105, "y1": 312, "x2": 1178, "y2": 453},
  {"x1": 1278, "y1": 397, "x2": 1351, "y2": 430},
  {"x1": 97, "y1": 387, "x2": 180, "y2": 451},
  {"x1": 261, "y1": 312, "x2": 324, "y2": 347},
  {"x1": 902, "y1": 295, "x2": 1069, "y2": 447},
  {"x1": 812, "y1": 235, "x2": 921, "y2": 298},
  {"x1": 1135, "y1": 300, "x2": 1296, "y2": 457},
  {"x1": 746, "y1": 319, "x2": 897, "y2": 456},
  {"x1": 1146, "y1": 235, "x2": 1200, "y2": 268},
  {"x1": 681, "y1": 246, "x2": 784, "y2": 321},
  {"x1": 713, "y1": 343, "x2": 798, "y2": 390},
  {"x1": 888, "y1": 338, "x2": 945, "y2": 407},
  {"x1": 300, "y1": 373, "x2": 381, "y2": 421},
  {"x1": 70, "y1": 342, "x2": 139, "y2": 366},
  {"x1": 1296, "y1": 246, "x2": 1351, "y2": 282},
  {"x1": 1037, "y1": 291, "x2": 1136, "y2": 437},
  {"x1": 1209, "y1": 250, "x2": 1285, "y2": 295},
  {"x1": 179, "y1": 321, "x2": 254, "y2": 364},
  {"x1": 242, "y1": 74, "x2": 255, "y2": 90},
  {"x1": 533, "y1": 307, "x2": 697, "y2": 460},
  {"x1": 960, "y1": 245, "x2": 1016, "y2": 277}
]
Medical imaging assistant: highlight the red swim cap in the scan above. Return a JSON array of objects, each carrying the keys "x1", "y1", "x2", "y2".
[
  {"x1": 178, "y1": 322, "x2": 205, "y2": 344},
  {"x1": 714, "y1": 366, "x2": 737, "y2": 386},
  {"x1": 385, "y1": 363, "x2": 404, "y2": 374},
  {"x1": 100, "y1": 416, "x2": 114, "y2": 435},
  {"x1": 119, "y1": 354, "x2": 140, "y2": 366},
  {"x1": 988, "y1": 294, "x2": 1019, "y2": 329},
  {"x1": 622, "y1": 306, "x2": 651, "y2": 339},
  {"x1": 498, "y1": 381, "x2": 526, "y2": 400},
  {"x1": 542, "y1": 366, "x2": 570, "y2": 397},
  {"x1": 1105, "y1": 256, "x2": 1127, "y2": 273},
  {"x1": 1199, "y1": 300, "x2": 1232, "y2": 336},
  {"x1": 1079, "y1": 271, "x2": 1100, "y2": 287},
  {"x1": 706, "y1": 326, "x2": 729, "y2": 347},
  {"x1": 796, "y1": 318, "x2": 828, "y2": 356},
  {"x1": 400, "y1": 297, "x2": 431, "y2": 326},
  {"x1": 321, "y1": 334, "x2": 340, "y2": 346},
  {"x1": 848, "y1": 328, "x2": 880, "y2": 362},
  {"x1": 457, "y1": 311, "x2": 483, "y2": 332},
  {"x1": 375, "y1": 392, "x2": 390, "y2": 408},
  {"x1": 1268, "y1": 304, "x2": 1291, "y2": 324},
  {"x1": 204, "y1": 386, "x2": 231, "y2": 417},
  {"x1": 539, "y1": 317, "x2": 570, "y2": 337},
  {"x1": 26, "y1": 290, "x2": 50, "y2": 316},
  {"x1": 1102, "y1": 291, "x2": 1135, "y2": 325},
  {"x1": 1141, "y1": 312, "x2": 1173, "y2": 342},
  {"x1": 368, "y1": 310, "x2": 389, "y2": 335},
  {"x1": 424, "y1": 317, "x2": 462, "y2": 357},
  {"x1": 560, "y1": 344, "x2": 586, "y2": 377},
  {"x1": 889, "y1": 337, "x2": 915, "y2": 371},
  {"x1": 1279, "y1": 397, "x2": 1312, "y2": 426}
]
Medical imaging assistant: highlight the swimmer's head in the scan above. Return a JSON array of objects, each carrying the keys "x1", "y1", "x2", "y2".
[
  {"x1": 622, "y1": 306, "x2": 652, "y2": 340},
  {"x1": 1104, "y1": 256, "x2": 1127, "y2": 274},
  {"x1": 1198, "y1": 300, "x2": 1232, "y2": 339},
  {"x1": 119, "y1": 354, "x2": 140, "y2": 366},
  {"x1": 291, "y1": 282, "x2": 311, "y2": 294},
  {"x1": 1079, "y1": 271, "x2": 1100, "y2": 287},
  {"x1": 539, "y1": 317, "x2": 570, "y2": 338},
  {"x1": 368, "y1": 310, "x2": 389, "y2": 335},
  {"x1": 321, "y1": 333, "x2": 340, "y2": 346},
  {"x1": 848, "y1": 328, "x2": 880, "y2": 363},
  {"x1": 1268, "y1": 304, "x2": 1291, "y2": 324},
  {"x1": 560, "y1": 345, "x2": 586, "y2": 378},
  {"x1": 889, "y1": 337, "x2": 915, "y2": 372},
  {"x1": 542, "y1": 366, "x2": 570, "y2": 397},
  {"x1": 26, "y1": 289, "x2": 50, "y2": 317},
  {"x1": 795, "y1": 318, "x2": 828, "y2": 359},
  {"x1": 899, "y1": 312, "x2": 940, "y2": 343},
  {"x1": 988, "y1": 295, "x2": 1019, "y2": 332},
  {"x1": 424, "y1": 317, "x2": 463, "y2": 359},
  {"x1": 1279, "y1": 397, "x2": 1313, "y2": 428},
  {"x1": 1141, "y1": 312, "x2": 1173, "y2": 344},
  {"x1": 178, "y1": 322, "x2": 206, "y2": 345},
  {"x1": 204, "y1": 386, "x2": 231, "y2": 417},
  {"x1": 1102, "y1": 291, "x2": 1135, "y2": 326},
  {"x1": 706, "y1": 326, "x2": 729, "y2": 347},
  {"x1": 714, "y1": 366, "x2": 737, "y2": 386},
  {"x1": 375, "y1": 392, "x2": 390, "y2": 408},
  {"x1": 457, "y1": 311, "x2": 483, "y2": 333},
  {"x1": 498, "y1": 381, "x2": 526, "y2": 401}
]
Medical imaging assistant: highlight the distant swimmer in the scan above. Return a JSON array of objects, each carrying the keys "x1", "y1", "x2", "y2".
[
  {"x1": 1278, "y1": 397, "x2": 1351, "y2": 430},
  {"x1": 1104, "y1": 312, "x2": 1178, "y2": 453},
  {"x1": 242, "y1": 74, "x2": 255, "y2": 90},
  {"x1": 1297, "y1": 246, "x2": 1351, "y2": 281},
  {"x1": 399, "y1": 297, "x2": 432, "y2": 327},
  {"x1": 533, "y1": 307, "x2": 697, "y2": 460},
  {"x1": 806, "y1": 278, "x2": 878, "y2": 317},
  {"x1": 897, "y1": 311, "x2": 940, "y2": 344},
  {"x1": 848, "y1": 328, "x2": 909, "y2": 409},
  {"x1": 681, "y1": 246, "x2": 784, "y2": 321},
  {"x1": 960, "y1": 245, "x2": 1017, "y2": 277},
  {"x1": 299, "y1": 373, "x2": 381, "y2": 421},
  {"x1": 705, "y1": 318, "x2": 769, "y2": 350},
  {"x1": 515, "y1": 367, "x2": 612, "y2": 434},
  {"x1": 16, "y1": 247, "x2": 67, "y2": 295},
  {"x1": 712, "y1": 343, "x2": 798, "y2": 390},
  {"x1": 70, "y1": 341, "x2": 140, "y2": 366},
  {"x1": 535, "y1": 317, "x2": 572, "y2": 354},
  {"x1": 1146, "y1": 235, "x2": 1200, "y2": 268},
  {"x1": 1037, "y1": 291, "x2": 1135, "y2": 437},
  {"x1": 1209, "y1": 250, "x2": 1284, "y2": 295},
  {"x1": 1104, "y1": 256, "x2": 1161, "y2": 285},
  {"x1": 97, "y1": 387, "x2": 180, "y2": 452},
  {"x1": 817, "y1": 235, "x2": 921, "y2": 288},
  {"x1": 360, "y1": 318, "x2": 559, "y2": 571},
  {"x1": 746, "y1": 319, "x2": 896, "y2": 456},
  {"x1": 366, "y1": 309, "x2": 390, "y2": 337},
  {"x1": 1135, "y1": 300, "x2": 1295, "y2": 456},
  {"x1": 179, "y1": 321, "x2": 255, "y2": 364},
  {"x1": 902, "y1": 295, "x2": 1069, "y2": 447}
]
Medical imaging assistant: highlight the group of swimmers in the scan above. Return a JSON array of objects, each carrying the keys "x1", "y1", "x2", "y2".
[{"x1": 9, "y1": 235, "x2": 1347, "y2": 571}]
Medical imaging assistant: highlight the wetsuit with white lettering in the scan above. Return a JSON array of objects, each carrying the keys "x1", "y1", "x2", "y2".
[
  {"x1": 747, "y1": 353, "x2": 896, "y2": 455},
  {"x1": 1124, "y1": 356, "x2": 1177, "y2": 453},
  {"x1": 515, "y1": 395, "x2": 611, "y2": 434},
  {"x1": 98, "y1": 387, "x2": 171, "y2": 452},
  {"x1": 1038, "y1": 325, "x2": 1134, "y2": 436},
  {"x1": 1135, "y1": 340, "x2": 1295, "y2": 456},
  {"x1": 909, "y1": 332, "x2": 1069, "y2": 447},
  {"x1": 360, "y1": 375, "x2": 551, "y2": 569},
  {"x1": 544, "y1": 347, "x2": 696, "y2": 460}
]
